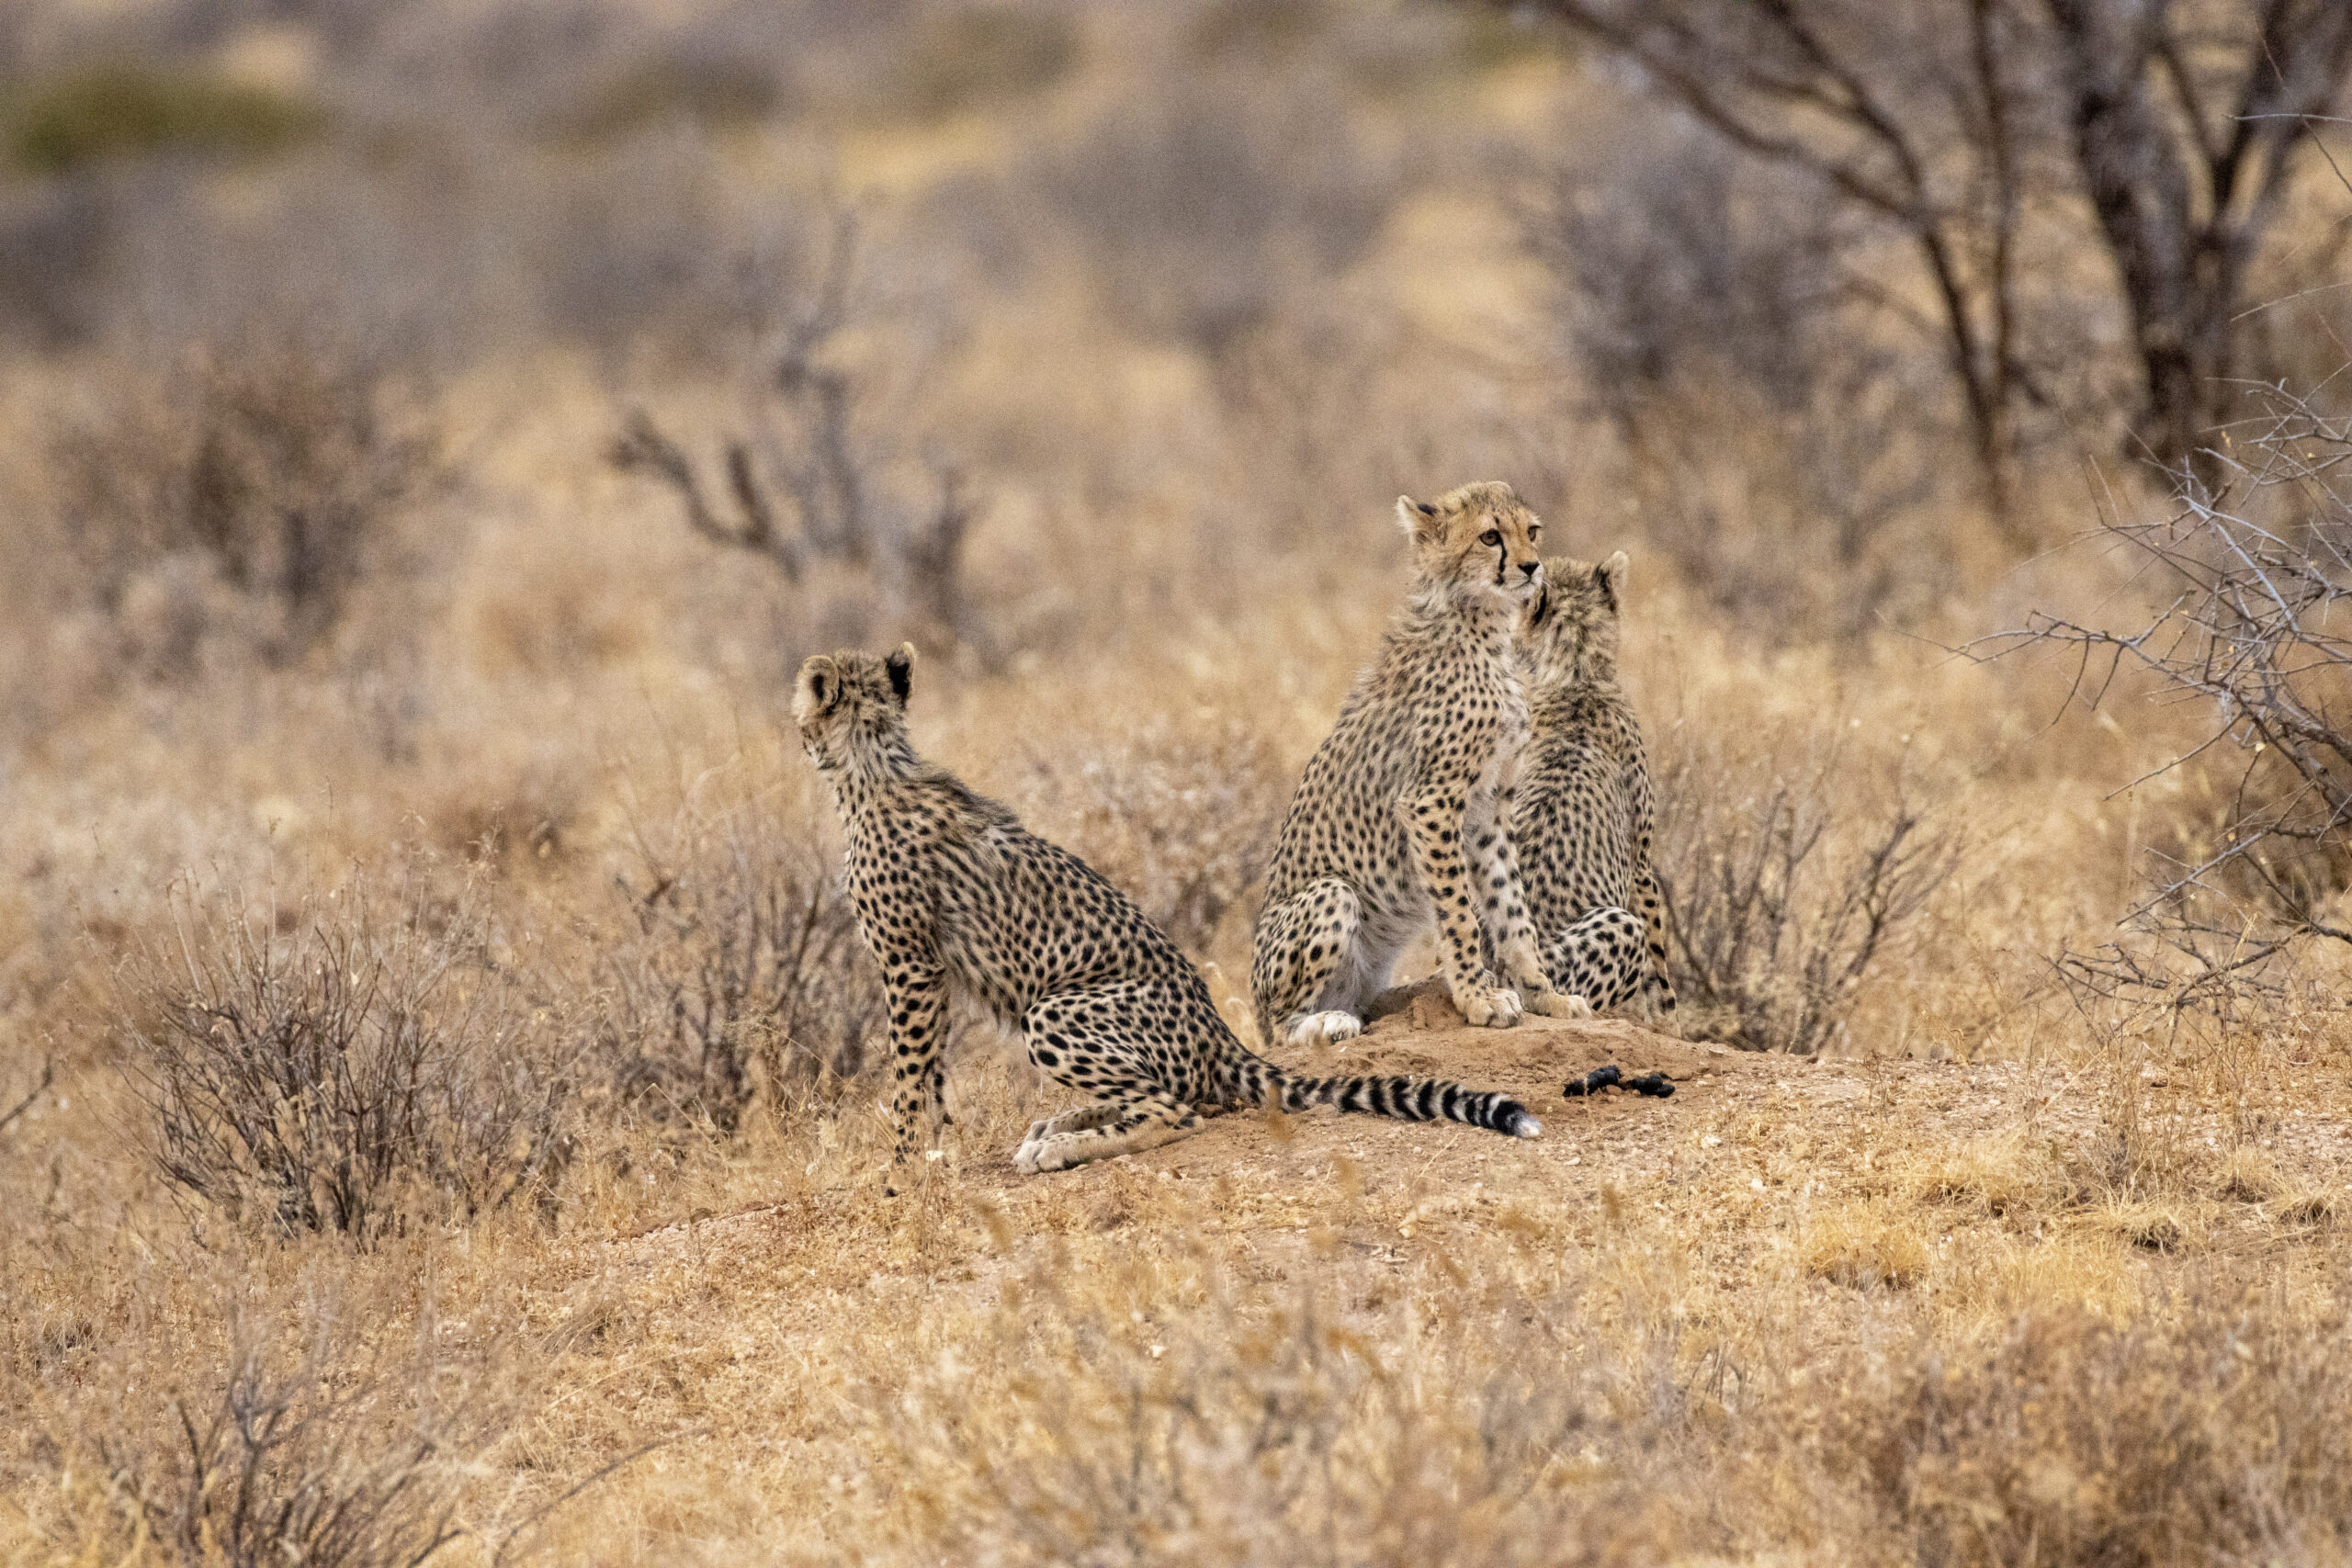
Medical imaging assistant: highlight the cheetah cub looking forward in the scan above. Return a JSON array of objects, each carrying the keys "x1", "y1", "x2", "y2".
[
  {"x1": 1251, "y1": 481, "x2": 1587, "y2": 1050},
  {"x1": 796, "y1": 644, "x2": 1542, "y2": 1182},
  {"x1": 1512, "y1": 552, "x2": 1677, "y2": 1021}
]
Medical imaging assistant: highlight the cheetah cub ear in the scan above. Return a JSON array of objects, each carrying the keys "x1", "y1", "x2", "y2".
[
  {"x1": 884, "y1": 642, "x2": 916, "y2": 705},
  {"x1": 1595, "y1": 549, "x2": 1630, "y2": 612},
  {"x1": 1396, "y1": 493, "x2": 1442, "y2": 541},
  {"x1": 793, "y1": 655, "x2": 842, "y2": 724}
]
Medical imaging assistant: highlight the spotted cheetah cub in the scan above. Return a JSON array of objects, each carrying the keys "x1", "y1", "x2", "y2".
[
  {"x1": 1512, "y1": 551, "x2": 1677, "y2": 1020},
  {"x1": 796, "y1": 644, "x2": 1542, "y2": 1182},
  {"x1": 1251, "y1": 480, "x2": 1586, "y2": 1050}
]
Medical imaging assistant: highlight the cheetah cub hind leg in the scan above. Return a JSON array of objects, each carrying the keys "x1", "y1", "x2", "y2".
[
  {"x1": 1251, "y1": 877, "x2": 1367, "y2": 1048},
  {"x1": 1542, "y1": 906, "x2": 1653, "y2": 1018},
  {"x1": 1014, "y1": 1094, "x2": 1202, "y2": 1175}
]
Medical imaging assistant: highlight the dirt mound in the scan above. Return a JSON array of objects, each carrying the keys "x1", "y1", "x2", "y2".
[{"x1": 1346, "y1": 975, "x2": 1732, "y2": 1097}]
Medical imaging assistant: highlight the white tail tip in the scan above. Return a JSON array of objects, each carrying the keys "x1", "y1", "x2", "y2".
[{"x1": 1516, "y1": 1116, "x2": 1544, "y2": 1139}]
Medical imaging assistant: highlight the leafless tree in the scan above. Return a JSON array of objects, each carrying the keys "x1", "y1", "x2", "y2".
[
  {"x1": 2042, "y1": 0, "x2": 2352, "y2": 482},
  {"x1": 1983, "y1": 385, "x2": 2352, "y2": 1007},
  {"x1": 1499, "y1": 0, "x2": 2352, "y2": 509},
  {"x1": 609, "y1": 207, "x2": 988, "y2": 654}
]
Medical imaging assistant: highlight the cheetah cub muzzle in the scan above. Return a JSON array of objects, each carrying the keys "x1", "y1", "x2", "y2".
[{"x1": 796, "y1": 643, "x2": 1543, "y2": 1186}]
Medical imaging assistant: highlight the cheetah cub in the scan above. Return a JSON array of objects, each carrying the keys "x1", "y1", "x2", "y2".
[
  {"x1": 1251, "y1": 480, "x2": 1586, "y2": 1050},
  {"x1": 796, "y1": 644, "x2": 1542, "y2": 1183},
  {"x1": 1512, "y1": 551, "x2": 1677, "y2": 1021}
]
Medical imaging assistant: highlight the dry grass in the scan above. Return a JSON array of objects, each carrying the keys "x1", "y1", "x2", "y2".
[{"x1": 4, "y1": 2, "x2": 2352, "y2": 1564}]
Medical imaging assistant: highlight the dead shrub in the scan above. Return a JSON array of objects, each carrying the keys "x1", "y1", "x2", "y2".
[
  {"x1": 118, "y1": 871, "x2": 573, "y2": 1240},
  {"x1": 878, "y1": 1249, "x2": 1708, "y2": 1565},
  {"x1": 1653, "y1": 727, "x2": 1958, "y2": 1053},
  {"x1": 598, "y1": 801, "x2": 883, "y2": 1132},
  {"x1": 1016, "y1": 709, "x2": 1289, "y2": 953},
  {"x1": 79, "y1": 1295, "x2": 507, "y2": 1568},
  {"x1": 53, "y1": 344, "x2": 443, "y2": 673},
  {"x1": 1826, "y1": 1291, "x2": 2352, "y2": 1565},
  {"x1": 609, "y1": 204, "x2": 988, "y2": 656}
]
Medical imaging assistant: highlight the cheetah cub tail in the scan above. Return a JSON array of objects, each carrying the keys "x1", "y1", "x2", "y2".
[{"x1": 1276, "y1": 1070, "x2": 1542, "y2": 1139}]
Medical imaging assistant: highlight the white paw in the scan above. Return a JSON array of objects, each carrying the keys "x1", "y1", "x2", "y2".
[
  {"x1": 1023, "y1": 1117, "x2": 1054, "y2": 1145},
  {"x1": 1014, "y1": 1134, "x2": 1073, "y2": 1175},
  {"x1": 1531, "y1": 991, "x2": 1593, "y2": 1020},
  {"x1": 1288, "y1": 1010, "x2": 1363, "y2": 1048},
  {"x1": 1458, "y1": 987, "x2": 1524, "y2": 1029}
]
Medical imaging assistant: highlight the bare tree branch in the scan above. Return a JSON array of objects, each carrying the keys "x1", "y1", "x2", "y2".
[
  {"x1": 1502, "y1": 0, "x2": 2352, "y2": 504},
  {"x1": 0, "y1": 1057, "x2": 51, "y2": 1134},
  {"x1": 1976, "y1": 383, "x2": 2352, "y2": 1007}
]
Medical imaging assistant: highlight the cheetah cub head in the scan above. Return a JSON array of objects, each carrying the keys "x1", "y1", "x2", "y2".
[
  {"x1": 1520, "y1": 550, "x2": 1628, "y2": 691},
  {"x1": 794, "y1": 642, "x2": 917, "y2": 775},
  {"x1": 1396, "y1": 480, "x2": 1549, "y2": 612}
]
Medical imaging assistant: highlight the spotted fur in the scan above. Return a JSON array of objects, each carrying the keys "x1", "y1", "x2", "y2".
[
  {"x1": 795, "y1": 644, "x2": 1543, "y2": 1181},
  {"x1": 1513, "y1": 551, "x2": 1677, "y2": 1019},
  {"x1": 1250, "y1": 481, "x2": 1586, "y2": 1050}
]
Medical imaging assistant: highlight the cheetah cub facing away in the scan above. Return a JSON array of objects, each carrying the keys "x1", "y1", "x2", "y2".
[
  {"x1": 1512, "y1": 552, "x2": 1677, "y2": 1021},
  {"x1": 796, "y1": 644, "x2": 1542, "y2": 1182},
  {"x1": 1251, "y1": 480, "x2": 1587, "y2": 1050}
]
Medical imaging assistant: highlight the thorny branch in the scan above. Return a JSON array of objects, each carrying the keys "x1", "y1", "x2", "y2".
[{"x1": 1976, "y1": 383, "x2": 2352, "y2": 1009}]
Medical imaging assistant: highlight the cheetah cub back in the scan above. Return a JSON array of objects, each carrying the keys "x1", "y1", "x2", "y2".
[
  {"x1": 795, "y1": 643, "x2": 1542, "y2": 1184},
  {"x1": 1511, "y1": 551, "x2": 1677, "y2": 1021},
  {"x1": 1250, "y1": 480, "x2": 1586, "y2": 1050}
]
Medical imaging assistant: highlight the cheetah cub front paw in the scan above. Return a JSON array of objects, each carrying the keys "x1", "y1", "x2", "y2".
[
  {"x1": 1287, "y1": 1010, "x2": 1363, "y2": 1049},
  {"x1": 1528, "y1": 990, "x2": 1594, "y2": 1020},
  {"x1": 1454, "y1": 985, "x2": 1525, "y2": 1029},
  {"x1": 1014, "y1": 1130, "x2": 1069, "y2": 1175}
]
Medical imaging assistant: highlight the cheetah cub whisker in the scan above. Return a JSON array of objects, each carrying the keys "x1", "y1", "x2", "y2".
[
  {"x1": 1511, "y1": 550, "x2": 1679, "y2": 1024},
  {"x1": 796, "y1": 643, "x2": 1544, "y2": 1186},
  {"x1": 1251, "y1": 481, "x2": 1581, "y2": 1049}
]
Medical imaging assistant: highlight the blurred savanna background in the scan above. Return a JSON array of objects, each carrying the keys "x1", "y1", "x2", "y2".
[{"x1": 6, "y1": 0, "x2": 2352, "y2": 1561}]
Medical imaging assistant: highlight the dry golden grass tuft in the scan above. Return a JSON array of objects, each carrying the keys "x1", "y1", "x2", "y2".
[{"x1": 1802, "y1": 1203, "x2": 1931, "y2": 1289}]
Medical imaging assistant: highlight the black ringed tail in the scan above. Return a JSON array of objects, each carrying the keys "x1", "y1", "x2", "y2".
[{"x1": 1237, "y1": 1056, "x2": 1540, "y2": 1139}]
